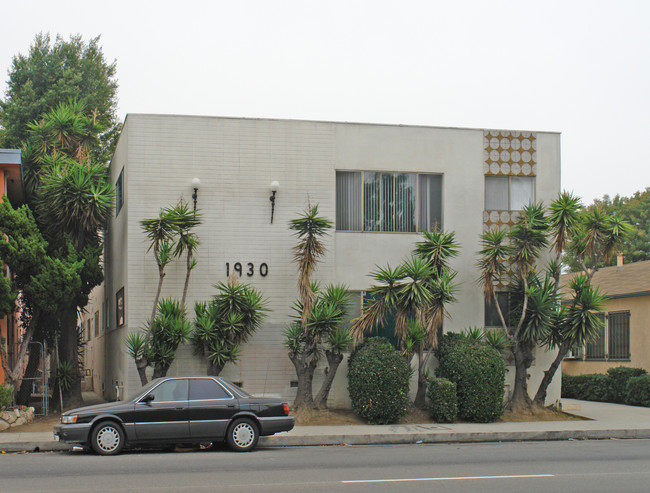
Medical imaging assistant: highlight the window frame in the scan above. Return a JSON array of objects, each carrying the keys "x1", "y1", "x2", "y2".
[
  {"x1": 582, "y1": 310, "x2": 630, "y2": 361},
  {"x1": 115, "y1": 168, "x2": 124, "y2": 216},
  {"x1": 335, "y1": 170, "x2": 443, "y2": 233}
]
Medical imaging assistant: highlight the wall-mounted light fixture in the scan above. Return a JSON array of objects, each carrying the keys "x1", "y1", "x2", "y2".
[
  {"x1": 191, "y1": 177, "x2": 201, "y2": 210},
  {"x1": 269, "y1": 181, "x2": 279, "y2": 223}
]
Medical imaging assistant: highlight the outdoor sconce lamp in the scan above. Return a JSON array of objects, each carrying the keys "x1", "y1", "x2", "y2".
[
  {"x1": 191, "y1": 177, "x2": 201, "y2": 210},
  {"x1": 269, "y1": 181, "x2": 280, "y2": 223}
]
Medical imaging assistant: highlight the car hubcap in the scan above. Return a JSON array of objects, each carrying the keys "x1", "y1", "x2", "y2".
[
  {"x1": 97, "y1": 426, "x2": 120, "y2": 452},
  {"x1": 232, "y1": 423, "x2": 254, "y2": 447}
]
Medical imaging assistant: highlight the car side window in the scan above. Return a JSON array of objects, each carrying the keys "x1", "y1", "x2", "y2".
[
  {"x1": 189, "y1": 379, "x2": 232, "y2": 400},
  {"x1": 147, "y1": 379, "x2": 188, "y2": 402}
]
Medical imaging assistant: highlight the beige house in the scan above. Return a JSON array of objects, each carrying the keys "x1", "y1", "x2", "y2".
[{"x1": 563, "y1": 259, "x2": 650, "y2": 375}]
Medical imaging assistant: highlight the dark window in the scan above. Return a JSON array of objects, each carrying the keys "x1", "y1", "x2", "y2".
[
  {"x1": 94, "y1": 311, "x2": 100, "y2": 337},
  {"x1": 189, "y1": 379, "x2": 231, "y2": 400},
  {"x1": 336, "y1": 171, "x2": 442, "y2": 232},
  {"x1": 585, "y1": 313, "x2": 606, "y2": 359},
  {"x1": 608, "y1": 311, "x2": 631, "y2": 360},
  {"x1": 86, "y1": 320, "x2": 91, "y2": 341},
  {"x1": 149, "y1": 379, "x2": 188, "y2": 402},
  {"x1": 115, "y1": 168, "x2": 124, "y2": 216},
  {"x1": 484, "y1": 292, "x2": 511, "y2": 327}
]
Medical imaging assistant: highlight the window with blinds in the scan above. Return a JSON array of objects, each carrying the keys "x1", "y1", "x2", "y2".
[{"x1": 336, "y1": 171, "x2": 442, "y2": 232}]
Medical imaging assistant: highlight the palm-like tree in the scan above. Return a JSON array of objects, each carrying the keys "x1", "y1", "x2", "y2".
[
  {"x1": 192, "y1": 276, "x2": 268, "y2": 376},
  {"x1": 351, "y1": 229, "x2": 460, "y2": 409},
  {"x1": 285, "y1": 205, "x2": 352, "y2": 409}
]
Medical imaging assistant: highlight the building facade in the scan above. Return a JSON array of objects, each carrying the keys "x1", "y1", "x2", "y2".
[
  {"x1": 84, "y1": 114, "x2": 562, "y2": 406},
  {"x1": 563, "y1": 259, "x2": 650, "y2": 375}
]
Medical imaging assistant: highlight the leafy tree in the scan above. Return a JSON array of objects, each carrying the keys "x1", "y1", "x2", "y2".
[
  {"x1": 0, "y1": 201, "x2": 83, "y2": 392},
  {"x1": 284, "y1": 205, "x2": 352, "y2": 409},
  {"x1": 192, "y1": 277, "x2": 268, "y2": 376},
  {"x1": 565, "y1": 188, "x2": 650, "y2": 268},
  {"x1": 0, "y1": 33, "x2": 119, "y2": 164},
  {"x1": 351, "y1": 229, "x2": 460, "y2": 409}
]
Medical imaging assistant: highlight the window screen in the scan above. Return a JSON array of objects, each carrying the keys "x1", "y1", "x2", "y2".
[
  {"x1": 608, "y1": 311, "x2": 630, "y2": 360},
  {"x1": 485, "y1": 176, "x2": 509, "y2": 210},
  {"x1": 585, "y1": 313, "x2": 606, "y2": 359}
]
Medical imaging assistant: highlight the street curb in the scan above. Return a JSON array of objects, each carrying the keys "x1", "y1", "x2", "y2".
[{"x1": 3, "y1": 429, "x2": 650, "y2": 453}]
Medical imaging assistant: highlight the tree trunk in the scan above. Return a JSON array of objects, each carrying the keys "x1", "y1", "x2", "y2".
[
  {"x1": 414, "y1": 347, "x2": 427, "y2": 410},
  {"x1": 152, "y1": 362, "x2": 171, "y2": 379},
  {"x1": 289, "y1": 352, "x2": 317, "y2": 409},
  {"x1": 207, "y1": 360, "x2": 224, "y2": 376},
  {"x1": 534, "y1": 341, "x2": 569, "y2": 407},
  {"x1": 59, "y1": 307, "x2": 83, "y2": 408},
  {"x1": 135, "y1": 357, "x2": 149, "y2": 386},
  {"x1": 180, "y1": 251, "x2": 192, "y2": 311},
  {"x1": 314, "y1": 350, "x2": 343, "y2": 409},
  {"x1": 508, "y1": 340, "x2": 533, "y2": 412},
  {"x1": 16, "y1": 344, "x2": 42, "y2": 406}
]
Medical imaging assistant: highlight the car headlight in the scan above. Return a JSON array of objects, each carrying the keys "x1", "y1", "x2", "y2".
[{"x1": 61, "y1": 415, "x2": 78, "y2": 424}]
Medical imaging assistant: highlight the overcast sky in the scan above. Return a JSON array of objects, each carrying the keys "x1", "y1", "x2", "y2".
[{"x1": 2, "y1": 0, "x2": 649, "y2": 203}]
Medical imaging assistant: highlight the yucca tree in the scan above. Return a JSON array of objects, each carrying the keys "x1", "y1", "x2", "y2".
[
  {"x1": 147, "y1": 299, "x2": 192, "y2": 378},
  {"x1": 129, "y1": 202, "x2": 201, "y2": 385},
  {"x1": 192, "y1": 276, "x2": 268, "y2": 376},
  {"x1": 284, "y1": 205, "x2": 352, "y2": 409},
  {"x1": 351, "y1": 229, "x2": 460, "y2": 409},
  {"x1": 477, "y1": 203, "x2": 549, "y2": 411}
]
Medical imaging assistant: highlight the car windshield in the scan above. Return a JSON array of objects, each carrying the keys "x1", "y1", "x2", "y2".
[{"x1": 126, "y1": 379, "x2": 160, "y2": 401}]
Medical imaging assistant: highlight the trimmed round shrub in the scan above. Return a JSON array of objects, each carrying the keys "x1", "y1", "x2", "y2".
[
  {"x1": 427, "y1": 377, "x2": 457, "y2": 423},
  {"x1": 624, "y1": 375, "x2": 650, "y2": 407},
  {"x1": 347, "y1": 337, "x2": 409, "y2": 424},
  {"x1": 607, "y1": 367, "x2": 647, "y2": 403},
  {"x1": 435, "y1": 336, "x2": 505, "y2": 422}
]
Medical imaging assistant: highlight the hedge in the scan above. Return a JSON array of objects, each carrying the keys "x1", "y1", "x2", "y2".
[
  {"x1": 427, "y1": 377, "x2": 457, "y2": 423},
  {"x1": 607, "y1": 367, "x2": 647, "y2": 403},
  {"x1": 435, "y1": 334, "x2": 505, "y2": 423},
  {"x1": 624, "y1": 375, "x2": 650, "y2": 407},
  {"x1": 347, "y1": 337, "x2": 409, "y2": 424},
  {"x1": 561, "y1": 373, "x2": 610, "y2": 401}
]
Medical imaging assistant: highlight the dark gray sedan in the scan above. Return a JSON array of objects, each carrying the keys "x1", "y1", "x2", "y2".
[{"x1": 53, "y1": 376, "x2": 294, "y2": 455}]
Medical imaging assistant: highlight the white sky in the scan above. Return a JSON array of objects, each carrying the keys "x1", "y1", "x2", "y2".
[{"x1": 2, "y1": 0, "x2": 649, "y2": 204}]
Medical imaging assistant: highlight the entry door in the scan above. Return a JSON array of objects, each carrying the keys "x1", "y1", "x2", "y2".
[{"x1": 134, "y1": 378, "x2": 190, "y2": 441}]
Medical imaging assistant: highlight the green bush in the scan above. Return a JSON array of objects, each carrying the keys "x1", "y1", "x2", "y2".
[
  {"x1": 607, "y1": 367, "x2": 647, "y2": 403},
  {"x1": 562, "y1": 374, "x2": 610, "y2": 401},
  {"x1": 624, "y1": 375, "x2": 650, "y2": 407},
  {"x1": 435, "y1": 336, "x2": 505, "y2": 423},
  {"x1": 427, "y1": 377, "x2": 457, "y2": 423},
  {"x1": 0, "y1": 384, "x2": 13, "y2": 409},
  {"x1": 347, "y1": 337, "x2": 409, "y2": 424}
]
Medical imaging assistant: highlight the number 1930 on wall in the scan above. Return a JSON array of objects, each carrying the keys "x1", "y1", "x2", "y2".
[{"x1": 226, "y1": 262, "x2": 269, "y2": 278}]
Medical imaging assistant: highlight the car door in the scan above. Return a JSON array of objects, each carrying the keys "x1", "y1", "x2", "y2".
[
  {"x1": 188, "y1": 378, "x2": 238, "y2": 439},
  {"x1": 134, "y1": 378, "x2": 190, "y2": 441}
]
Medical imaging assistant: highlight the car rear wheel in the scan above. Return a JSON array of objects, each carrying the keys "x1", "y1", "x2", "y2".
[
  {"x1": 226, "y1": 418, "x2": 259, "y2": 452},
  {"x1": 91, "y1": 421, "x2": 125, "y2": 456}
]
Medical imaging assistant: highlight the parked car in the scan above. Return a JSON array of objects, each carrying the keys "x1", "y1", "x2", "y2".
[{"x1": 53, "y1": 376, "x2": 294, "y2": 455}]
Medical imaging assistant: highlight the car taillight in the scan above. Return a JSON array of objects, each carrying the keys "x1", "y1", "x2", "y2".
[{"x1": 283, "y1": 403, "x2": 290, "y2": 415}]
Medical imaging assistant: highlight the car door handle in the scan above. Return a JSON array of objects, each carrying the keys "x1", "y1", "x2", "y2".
[
  {"x1": 175, "y1": 407, "x2": 184, "y2": 410},
  {"x1": 227, "y1": 405, "x2": 235, "y2": 408}
]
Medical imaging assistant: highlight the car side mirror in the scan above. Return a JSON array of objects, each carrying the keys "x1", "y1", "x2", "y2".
[{"x1": 141, "y1": 394, "x2": 155, "y2": 404}]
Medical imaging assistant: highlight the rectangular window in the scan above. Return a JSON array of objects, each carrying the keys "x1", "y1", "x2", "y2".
[
  {"x1": 336, "y1": 171, "x2": 442, "y2": 232},
  {"x1": 608, "y1": 311, "x2": 630, "y2": 360},
  {"x1": 585, "y1": 313, "x2": 606, "y2": 359},
  {"x1": 86, "y1": 319, "x2": 92, "y2": 341},
  {"x1": 484, "y1": 292, "x2": 511, "y2": 327},
  {"x1": 94, "y1": 311, "x2": 100, "y2": 337},
  {"x1": 115, "y1": 168, "x2": 124, "y2": 216},
  {"x1": 485, "y1": 176, "x2": 534, "y2": 211}
]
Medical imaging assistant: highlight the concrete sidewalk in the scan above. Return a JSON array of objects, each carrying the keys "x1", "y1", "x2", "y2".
[{"x1": 2, "y1": 399, "x2": 650, "y2": 453}]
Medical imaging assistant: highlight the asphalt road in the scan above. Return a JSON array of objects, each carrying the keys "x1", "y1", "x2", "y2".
[{"x1": 1, "y1": 439, "x2": 650, "y2": 492}]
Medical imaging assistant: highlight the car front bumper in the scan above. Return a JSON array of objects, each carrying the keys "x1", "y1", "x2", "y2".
[{"x1": 53, "y1": 423, "x2": 92, "y2": 444}]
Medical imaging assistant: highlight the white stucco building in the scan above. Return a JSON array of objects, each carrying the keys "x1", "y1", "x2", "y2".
[{"x1": 81, "y1": 114, "x2": 562, "y2": 406}]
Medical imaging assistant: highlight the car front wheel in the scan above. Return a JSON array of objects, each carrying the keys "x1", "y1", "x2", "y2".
[
  {"x1": 91, "y1": 421, "x2": 125, "y2": 456},
  {"x1": 227, "y1": 418, "x2": 259, "y2": 452}
]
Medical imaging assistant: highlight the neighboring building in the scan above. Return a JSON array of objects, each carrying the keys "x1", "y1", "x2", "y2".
[
  {"x1": 563, "y1": 259, "x2": 650, "y2": 375},
  {"x1": 86, "y1": 114, "x2": 562, "y2": 406},
  {"x1": 0, "y1": 148, "x2": 24, "y2": 384}
]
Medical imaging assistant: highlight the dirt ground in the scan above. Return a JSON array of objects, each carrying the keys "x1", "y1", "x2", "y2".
[{"x1": 2, "y1": 404, "x2": 582, "y2": 434}]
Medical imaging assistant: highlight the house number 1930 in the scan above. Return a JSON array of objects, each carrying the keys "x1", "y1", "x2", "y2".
[{"x1": 226, "y1": 262, "x2": 269, "y2": 277}]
